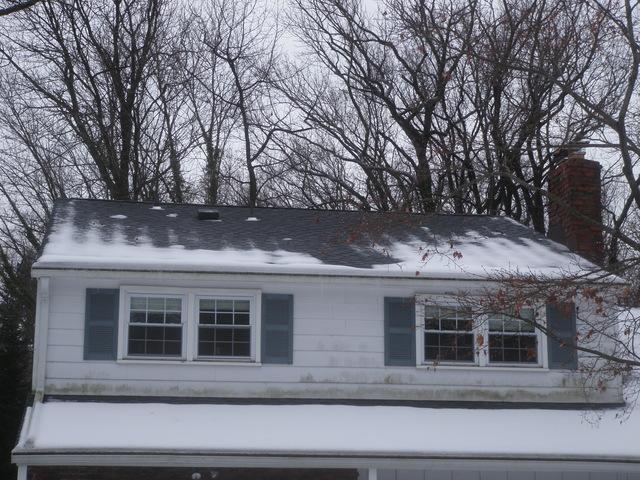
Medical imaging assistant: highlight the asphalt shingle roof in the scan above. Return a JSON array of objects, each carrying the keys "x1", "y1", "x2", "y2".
[{"x1": 33, "y1": 198, "x2": 587, "y2": 278}]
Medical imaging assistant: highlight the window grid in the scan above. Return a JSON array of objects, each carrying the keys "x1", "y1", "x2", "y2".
[
  {"x1": 127, "y1": 296, "x2": 182, "y2": 357},
  {"x1": 198, "y1": 298, "x2": 251, "y2": 358},
  {"x1": 424, "y1": 306, "x2": 475, "y2": 363},
  {"x1": 488, "y1": 308, "x2": 538, "y2": 364}
]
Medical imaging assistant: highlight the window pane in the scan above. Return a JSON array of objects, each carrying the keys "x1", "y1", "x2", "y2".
[
  {"x1": 216, "y1": 328, "x2": 233, "y2": 342},
  {"x1": 199, "y1": 342, "x2": 215, "y2": 356},
  {"x1": 147, "y1": 340, "x2": 164, "y2": 355},
  {"x1": 215, "y1": 342, "x2": 233, "y2": 356},
  {"x1": 200, "y1": 299, "x2": 216, "y2": 311},
  {"x1": 165, "y1": 327, "x2": 181, "y2": 341},
  {"x1": 440, "y1": 307, "x2": 457, "y2": 320},
  {"x1": 234, "y1": 313, "x2": 250, "y2": 325},
  {"x1": 234, "y1": 342, "x2": 250, "y2": 357},
  {"x1": 458, "y1": 319, "x2": 473, "y2": 331},
  {"x1": 166, "y1": 298, "x2": 182, "y2": 311},
  {"x1": 165, "y1": 312, "x2": 181, "y2": 324},
  {"x1": 489, "y1": 318, "x2": 503, "y2": 331},
  {"x1": 504, "y1": 318, "x2": 520, "y2": 332},
  {"x1": 441, "y1": 318, "x2": 457, "y2": 331},
  {"x1": 164, "y1": 341, "x2": 181, "y2": 356},
  {"x1": 424, "y1": 316, "x2": 439, "y2": 330},
  {"x1": 147, "y1": 311, "x2": 164, "y2": 324},
  {"x1": 520, "y1": 313, "x2": 535, "y2": 332},
  {"x1": 129, "y1": 326, "x2": 146, "y2": 340},
  {"x1": 200, "y1": 312, "x2": 216, "y2": 325},
  {"x1": 128, "y1": 340, "x2": 145, "y2": 355},
  {"x1": 146, "y1": 327, "x2": 164, "y2": 341},
  {"x1": 425, "y1": 332, "x2": 440, "y2": 347},
  {"x1": 130, "y1": 311, "x2": 146, "y2": 324},
  {"x1": 130, "y1": 297, "x2": 147, "y2": 310},
  {"x1": 503, "y1": 348, "x2": 519, "y2": 362},
  {"x1": 488, "y1": 331, "x2": 538, "y2": 365},
  {"x1": 217, "y1": 300, "x2": 234, "y2": 312},
  {"x1": 199, "y1": 327, "x2": 215, "y2": 342},
  {"x1": 217, "y1": 312, "x2": 233, "y2": 325},
  {"x1": 234, "y1": 328, "x2": 250, "y2": 343},
  {"x1": 148, "y1": 297, "x2": 165, "y2": 311},
  {"x1": 235, "y1": 300, "x2": 250, "y2": 312},
  {"x1": 458, "y1": 348, "x2": 474, "y2": 361}
]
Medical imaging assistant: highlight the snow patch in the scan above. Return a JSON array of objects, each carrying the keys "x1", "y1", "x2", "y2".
[
  {"x1": 15, "y1": 401, "x2": 640, "y2": 461},
  {"x1": 109, "y1": 215, "x2": 127, "y2": 219},
  {"x1": 166, "y1": 213, "x2": 178, "y2": 218},
  {"x1": 246, "y1": 217, "x2": 259, "y2": 221},
  {"x1": 150, "y1": 206, "x2": 164, "y2": 210}
]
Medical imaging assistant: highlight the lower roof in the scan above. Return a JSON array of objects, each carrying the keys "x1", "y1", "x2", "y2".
[{"x1": 13, "y1": 400, "x2": 640, "y2": 467}]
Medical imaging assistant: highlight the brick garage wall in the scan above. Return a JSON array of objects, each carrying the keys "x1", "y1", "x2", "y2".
[{"x1": 548, "y1": 151, "x2": 604, "y2": 264}]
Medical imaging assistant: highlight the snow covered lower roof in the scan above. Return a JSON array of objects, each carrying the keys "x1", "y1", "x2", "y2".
[
  {"x1": 13, "y1": 401, "x2": 640, "y2": 465},
  {"x1": 32, "y1": 199, "x2": 597, "y2": 279}
]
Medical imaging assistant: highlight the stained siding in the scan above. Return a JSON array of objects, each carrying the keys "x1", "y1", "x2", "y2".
[{"x1": 42, "y1": 273, "x2": 622, "y2": 402}]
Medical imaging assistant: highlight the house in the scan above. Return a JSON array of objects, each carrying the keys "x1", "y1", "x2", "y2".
[{"x1": 12, "y1": 152, "x2": 640, "y2": 480}]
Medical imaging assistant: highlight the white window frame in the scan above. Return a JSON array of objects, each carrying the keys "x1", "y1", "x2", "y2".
[
  {"x1": 484, "y1": 305, "x2": 547, "y2": 368},
  {"x1": 194, "y1": 294, "x2": 258, "y2": 362},
  {"x1": 416, "y1": 297, "x2": 477, "y2": 366},
  {"x1": 117, "y1": 286, "x2": 261, "y2": 364},
  {"x1": 415, "y1": 295, "x2": 547, "y2": 369}
]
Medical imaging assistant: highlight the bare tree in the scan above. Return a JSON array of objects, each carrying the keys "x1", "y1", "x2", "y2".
[{"x1": 0, "y1": 0, "x2": 42, "y2": 17}]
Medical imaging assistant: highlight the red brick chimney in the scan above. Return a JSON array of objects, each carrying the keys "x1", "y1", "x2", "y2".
[{"x1": 547, "y1": 149, "x2": 604, "y2": 265}]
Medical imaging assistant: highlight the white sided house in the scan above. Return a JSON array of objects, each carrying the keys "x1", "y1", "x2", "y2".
[{"x1": 12, "y1": 154, "x2": 640, "y2": 480}]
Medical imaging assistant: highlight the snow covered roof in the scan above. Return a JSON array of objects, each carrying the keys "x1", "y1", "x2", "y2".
[
  {"x1": 33, "y1": 199, "x2": 597, "y2": 279},
  {"x1": 13, "y1": 401, "x2": 640, "y2": 466}
]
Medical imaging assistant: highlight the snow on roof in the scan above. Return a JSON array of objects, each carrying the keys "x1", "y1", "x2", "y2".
[
  {"x1": 13, "y1": 401, "x2": 640, "y2": 462},
  {"x1": 32, "y1": 199, "x2": 598, "y2": 279}
]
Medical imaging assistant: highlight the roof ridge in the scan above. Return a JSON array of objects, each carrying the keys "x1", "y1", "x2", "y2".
[{"x1": 59, "y1": 197, "x2": 507, "y2": 219}]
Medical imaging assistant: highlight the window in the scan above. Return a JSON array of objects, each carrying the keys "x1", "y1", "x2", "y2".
[
  {"x1": 488, "y1": 308, "x2": 538, "y2": 364},
  {"x1": 127, "y1": 296, "x2": 183, "y2": 358},
  {"x1": 424, "y1": 306, "x2": 474, "y2": 363},
  {"x1": 119, "y1": 287, "x2": 260, "y2": 363},
  {"x1": 416, "y1": 297, "x2": 544, "y2": 368},
  {"x1": 198, "y1": 298, "x2": 251, "y2": 358}
]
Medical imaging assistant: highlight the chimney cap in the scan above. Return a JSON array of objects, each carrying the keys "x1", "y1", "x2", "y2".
[{"x1": 197, "y1": 209, "x2": 220, "y2": 221}]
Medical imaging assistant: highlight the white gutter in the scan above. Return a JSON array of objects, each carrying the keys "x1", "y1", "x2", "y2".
[{"x1": 11, "y1": 451, "x2": 640, "y2": 473}]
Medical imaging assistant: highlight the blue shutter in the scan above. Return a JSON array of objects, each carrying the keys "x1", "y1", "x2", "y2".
[
  {"x1": 261, "y1": 294, "x2": 294, "y2": 364},
  {"x1": 84, "y1": 289, "x2": 120, "y2": 360},
  {"x1": 546, "y1": 302, "x2": 578, "y2": 369},
  {"x1": 384, "y1": 297, "x2": 416, "y2": 366}
]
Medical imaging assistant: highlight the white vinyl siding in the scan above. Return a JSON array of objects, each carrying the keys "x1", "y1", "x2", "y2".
[{"x1": 41, "y1": 274, "x2": 619, "y2": 404}]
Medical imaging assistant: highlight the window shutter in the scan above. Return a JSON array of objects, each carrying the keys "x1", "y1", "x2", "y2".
[
  {"x1": 261, "y1": 294, "x2": 294, "y2": 364},
  {"x1": 546, "y1": 302, "x2": 578, "y2": 369},
  {"x1": 384, "y1": 297, "x2": 416, "y2": 366},
  {"x1": 84, "y1": 289, "x2": 120, "y2": 360}
]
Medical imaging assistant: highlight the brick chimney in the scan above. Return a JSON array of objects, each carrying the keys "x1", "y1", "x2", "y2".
[{"x1": 547, "y1": 149, "x2": 604, "y2": 265}]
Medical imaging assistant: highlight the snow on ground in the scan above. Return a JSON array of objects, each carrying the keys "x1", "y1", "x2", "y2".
[{"x1": 15, "y1": 401, "x2": 640, "y2": 461}]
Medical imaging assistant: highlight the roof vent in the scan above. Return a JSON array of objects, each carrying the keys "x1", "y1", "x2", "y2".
[{"x1": 197, "y1": 209, "x2": 220, "y2": 221}]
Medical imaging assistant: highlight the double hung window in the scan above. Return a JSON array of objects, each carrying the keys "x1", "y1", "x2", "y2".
[
  {"x1": 418, "y1": 298, "x2": 543, "y2": 368},
  {"x1": 119, "y1": 287, "x2": 260, "y2": 363},
  {"x1": 197, "y1": 298, "x2": 251, "y2": 358},
  {"x1": 424, "y1": 306, "x2": 474, "y2": 363},
  {"x1": 488, "y1": 308, "x2": 538, "y2": 364},
  {"x1": 127, "y1": 296, "x2": 183, "y2": 358}
]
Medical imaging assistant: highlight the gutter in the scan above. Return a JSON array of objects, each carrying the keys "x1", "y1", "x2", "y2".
[
  {"x1": 11, "y1": 450, "x2": 640, "y2": 472},
  {"x1": 30, "y1": 265, "x2": 628, "y2": 286}
]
